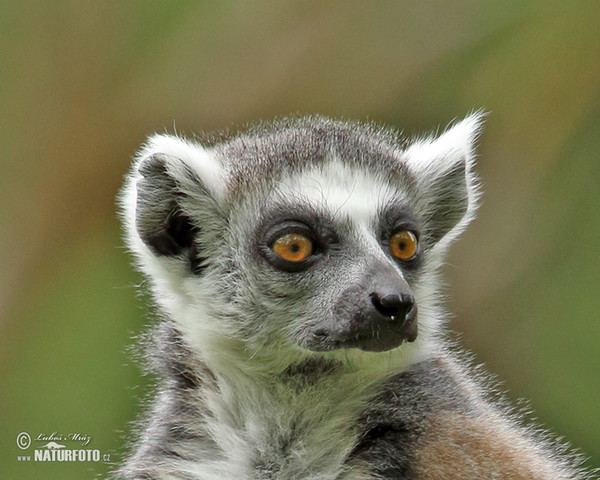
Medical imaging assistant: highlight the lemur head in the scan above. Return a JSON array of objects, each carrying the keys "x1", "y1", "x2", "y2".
[{"x1": 121, "y1": 115, "x2": 482, "y2": 370}]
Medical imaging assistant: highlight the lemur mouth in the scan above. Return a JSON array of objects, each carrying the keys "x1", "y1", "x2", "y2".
[
  {"x1": 333, "y1": 327, "x2": 415, "y2": 352},
  {"x1": 306, "y1": 313, "x2": 418, "y2": 353}
]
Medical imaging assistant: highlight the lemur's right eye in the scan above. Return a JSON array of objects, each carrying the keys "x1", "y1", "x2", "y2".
[{"x1": 272, "y1": 233, "x2": 313, "y2": 262}]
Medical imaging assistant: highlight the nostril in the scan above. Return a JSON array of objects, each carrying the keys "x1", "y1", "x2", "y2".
[
  {"x1": 371, "y1": 292, "x2": 414, "y2": 320},
  {"x1": 379, "y1": 293, "x2": 402, "y2": 307}
]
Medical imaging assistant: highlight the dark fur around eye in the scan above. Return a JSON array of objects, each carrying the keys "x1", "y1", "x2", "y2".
[
  {"x1": 378, "y1": 204, "x2": 422, "y2": 269},
  {"x1": 378, "y1": 204, "x2": 419, "y2": 237},
  {"x1": 260, "y1": 221, "x2": 323, "y2": 272},
  {"x1": 256, "y1": 207, "x2": 338, "y2": 272}
]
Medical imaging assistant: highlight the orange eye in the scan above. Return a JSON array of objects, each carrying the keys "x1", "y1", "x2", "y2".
[
  {"x1": 390, "y1": 231, "x2": 418, "y2": 260},
  {"x1": 272, "y1": 233, "x2": 313, "y2": 262}
]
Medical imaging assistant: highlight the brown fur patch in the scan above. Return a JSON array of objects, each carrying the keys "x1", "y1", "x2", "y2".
[{"x1": 413, "y1": 412, "x2": 568, "y2": 480}]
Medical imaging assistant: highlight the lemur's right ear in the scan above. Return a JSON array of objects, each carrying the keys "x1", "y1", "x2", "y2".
[{"x1": 122, "y1": 134, "x2": 225, "y2": 267}]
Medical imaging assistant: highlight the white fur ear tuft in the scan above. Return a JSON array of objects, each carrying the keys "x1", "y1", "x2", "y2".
[
  {"x1": 404, "y1": 111, "x2": 485, "y2": 175},
  {"x1": 119, "y1": 133, "x2": 226, "y2": 272},
  {"x1": 139, "y1": 134, "x2": 226, "y2": 201},
  {"x1": 403, "y1": 112, "x2": 485, "y2": 245}
]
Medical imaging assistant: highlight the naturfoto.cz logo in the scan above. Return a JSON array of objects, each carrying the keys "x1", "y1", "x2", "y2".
[{"x1": 16, "y1": 432, "x2": 110, "y2": 463}]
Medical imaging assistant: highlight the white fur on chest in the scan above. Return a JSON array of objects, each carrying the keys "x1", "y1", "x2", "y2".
[
  {"x1": 166, "y1": 373, "x2": 380, "y2": 480},
  {"x1": 154, "y1": 292, "x2": 430, "y2": 480}
]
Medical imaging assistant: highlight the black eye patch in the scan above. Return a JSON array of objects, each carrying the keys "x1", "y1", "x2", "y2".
[
  {"x1": 378, "y1": 204, "x2": 419, "y2": 238},
  {"x1": 254, "y1": 202, "x2": 340, "y2": 272}
]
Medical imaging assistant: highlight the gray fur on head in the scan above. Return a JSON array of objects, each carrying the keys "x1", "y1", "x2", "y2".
[{"x1": 116, "y1": 114, "x2": 591, "y2": 480}]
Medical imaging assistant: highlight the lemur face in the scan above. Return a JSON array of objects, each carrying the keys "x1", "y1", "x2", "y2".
[
  {"x1": 123, "y1": 115, "x2": 481, "y2": 358},
  {"x1": 232, "y1": 160, "x2": 421, "y2": 353}
]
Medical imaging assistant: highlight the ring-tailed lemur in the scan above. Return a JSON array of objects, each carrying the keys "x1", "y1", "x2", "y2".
[{"x1": 117, "y1": 114, "x2": 593, "y2": 479}]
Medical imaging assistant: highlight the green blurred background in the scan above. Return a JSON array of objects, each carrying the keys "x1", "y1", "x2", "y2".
[{"x1": 1, "y1": 1, "x2": 599, "y2": 478}]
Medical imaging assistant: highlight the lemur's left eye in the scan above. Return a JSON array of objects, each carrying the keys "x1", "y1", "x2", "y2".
[
  {"x1": 272, "y1": 233, "x2": 313, "y2": 262},
  {"x1": 389, "y1": 231, "x2": 418, "y2": 261}
]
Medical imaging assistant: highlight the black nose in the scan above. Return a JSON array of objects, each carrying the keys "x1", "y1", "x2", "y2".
[{"x1": 370, "y1": 292, "x2": 415, "y2": 322}]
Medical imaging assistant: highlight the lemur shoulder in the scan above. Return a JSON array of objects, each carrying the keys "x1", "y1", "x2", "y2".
[{"x1": 116, "y1": 114, "x2": 593, "y2": 479}]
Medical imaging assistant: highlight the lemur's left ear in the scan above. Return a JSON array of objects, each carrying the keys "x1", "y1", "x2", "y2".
[
  {"x1": 121, "y1": 134, "x2": 226, "y2": 272},
  {"x1": 404, "y1": 112, "x2": 484, "y2": 245}
]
